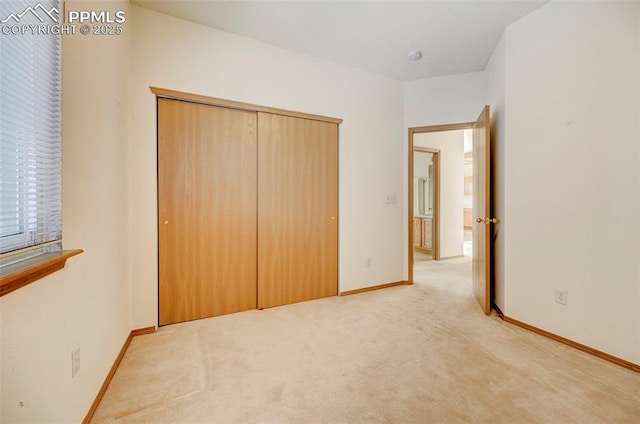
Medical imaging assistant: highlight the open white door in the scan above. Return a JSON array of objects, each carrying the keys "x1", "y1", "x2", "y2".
[{"x1": 472, "y1": 105, "x2": 493, "y2": 315}]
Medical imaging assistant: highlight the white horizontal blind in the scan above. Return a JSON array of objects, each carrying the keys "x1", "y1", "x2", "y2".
[{"x1": 0, "y1": 0, "x2": 62, "y2": 255}]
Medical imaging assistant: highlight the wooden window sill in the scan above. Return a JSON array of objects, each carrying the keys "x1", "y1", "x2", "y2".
[{"x1": 0, "y1": 249, "x2": 84, "y2": 297}]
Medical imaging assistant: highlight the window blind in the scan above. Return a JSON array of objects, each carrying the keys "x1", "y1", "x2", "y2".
[{"x1": 0, "y1": 0, "x2": 62, "y2": 255}]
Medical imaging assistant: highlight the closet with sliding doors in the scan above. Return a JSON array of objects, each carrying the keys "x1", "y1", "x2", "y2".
[{"x1": 153, "y1": 87, "x2": 341, "y2": 326}]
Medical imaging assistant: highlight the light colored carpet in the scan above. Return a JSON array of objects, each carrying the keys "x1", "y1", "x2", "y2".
[{"x1": 92, "y1": 258, "x2": 640, "y2": 423}]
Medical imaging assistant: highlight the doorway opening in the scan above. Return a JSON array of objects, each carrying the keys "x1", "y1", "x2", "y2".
[
  {"x1": 408, "y1": 122, "x2": 473, "y2": 286},
  {"x1": 408, "y1": 106, "x2": 493, "y2": 315},
  {"x1": 413, "y1": 148, "x2": 439, "y2": 262}
]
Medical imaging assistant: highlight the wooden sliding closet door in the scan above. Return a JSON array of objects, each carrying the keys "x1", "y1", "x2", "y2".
[
  {"x1": 257, "y1": 113, "x2": 338, "y2": 309},
  {"x1": 158, "y1": 98, "x2": 257, "y2": 325}
]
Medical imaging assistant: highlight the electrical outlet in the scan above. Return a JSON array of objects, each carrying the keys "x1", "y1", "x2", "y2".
[
  {"x1": 72, "y1": 347, "x2": 81, "y2": 378},
  {"x1": 366, "y1": 257, "x2": 372, "y2": 268},
  {"x1": 385, "y1": 194, "x2": 396, "y2": 204},
  {"x1": 555, "y1": 289, "x2": 568, "y2": 305}
]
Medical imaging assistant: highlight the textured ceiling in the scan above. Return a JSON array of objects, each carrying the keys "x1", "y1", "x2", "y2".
[{"x1": 132, "y1": 0, "x2": 549, "y2": 81}]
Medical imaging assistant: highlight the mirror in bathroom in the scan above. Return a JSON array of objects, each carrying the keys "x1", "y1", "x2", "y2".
[{"x1": 414, "y1": 151, "x2": 434, "y2": 217}]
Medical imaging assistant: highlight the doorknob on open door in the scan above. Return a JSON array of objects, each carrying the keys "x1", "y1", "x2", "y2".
[
  {"x1": 476, "y1": 217, "x2": 483, "y2": 223},
  {"x1": 476, "y1": 217, "x2": 498, "y2": 224}
]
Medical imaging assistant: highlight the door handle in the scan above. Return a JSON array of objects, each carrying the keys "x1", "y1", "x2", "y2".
[{"x1": 476, "y1": 217, "x2": 498, "y2": 224}]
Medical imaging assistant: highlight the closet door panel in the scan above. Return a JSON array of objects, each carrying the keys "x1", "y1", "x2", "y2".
[
  {"x1": 257, "y1": 113, "x2": 338, "y2": 309},
  {"x1": 158, "y1": 98, "x2": 257, "y2": 325}
]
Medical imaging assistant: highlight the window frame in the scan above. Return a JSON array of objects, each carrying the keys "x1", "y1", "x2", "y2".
[{"x1": 0, "y1": 0, "x2": 81, "y2": 295}]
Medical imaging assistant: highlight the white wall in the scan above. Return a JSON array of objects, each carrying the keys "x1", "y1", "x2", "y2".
[
  {"x1": 404, "y1": 72, "x2": 486, "y2": 129},
  {"x1": 129, "y1": 6, "x2": 404, "y2": 327},
  {"x1": 414, "y1": 131, "x2": 465, "y2": 258},
  {"x1": 0, "y1": 1, "x2": 132, "y2": 422},
  {"x1": 501, "y1": 0, "x2": 640, "y2": 363},
  {"x1": 484, "y1": 33, "x2": 506, "y2": 311}
]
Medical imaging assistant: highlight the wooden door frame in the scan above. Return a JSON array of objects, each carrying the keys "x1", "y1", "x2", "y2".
[{"x1": 408, "y1": 122, "x2": 473, "y2": 284}]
